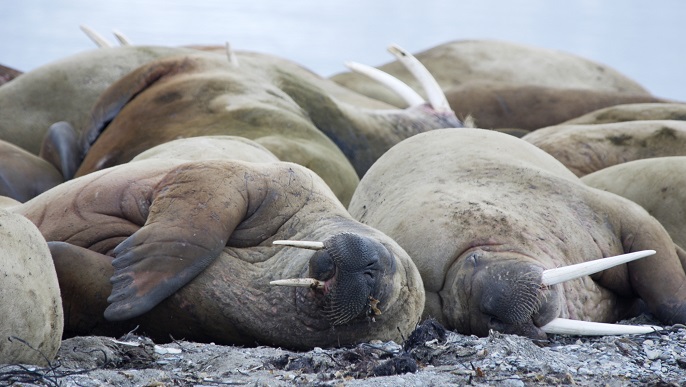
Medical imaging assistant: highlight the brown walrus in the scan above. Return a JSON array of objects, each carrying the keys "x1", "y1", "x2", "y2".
[
  {"x1": 8, "y1": 158, "x2": 424, "y2": 348},
  {"x1": 330, "y1": 39, "x2": 651, "y2": 108},
  {"x1": 561, "y1": 102, "x2": 686, "y2": 125},
  {"x1": 348, "y1": 128, "x2": 686, "y2": 339},
  {"x1": 0, "y1": 139, "x2": 63, "y2": 202},
  {"x1": 65, "y1": 45, "x2": 458, "y2": 204},
  {"x1": 522, "y1": 120, "x2": 686, "y2": 176},
  {"x1": 443, "y1": 81, "x2": 666, "y2": 131}
]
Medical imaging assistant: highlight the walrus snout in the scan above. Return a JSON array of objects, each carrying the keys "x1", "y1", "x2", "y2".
[
  {"x1": 462, "y1": 250, "x2": 660, "y2": 338},
  {"x1": 272, "y1": 232, "x2": 393, "y2": 325}
]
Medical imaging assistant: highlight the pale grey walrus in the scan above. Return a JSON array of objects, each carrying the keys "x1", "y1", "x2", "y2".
[
  {"x1": 348, "y1": 128, "x2": 686, "y2": 339},
  {"x1": 581, "y1": 157, "x2": 686, "y2": 250},
  {"x1": 0, "y1": 208, "x2": 63, "y2": 365},
  {"x1": 9, "y1": 158, "x2": 424, "y2": 348}
]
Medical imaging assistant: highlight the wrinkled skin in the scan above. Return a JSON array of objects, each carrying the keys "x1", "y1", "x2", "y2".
[
  {"x1": 0, "y1": 139, "x2": 63, "y2": 202},
  {"x1": 0, "y1": 46, "x2": 200, "y2": 154},
  {"x1": 443, "y1": 81, "x2": 666, "y2": 131},
  {"x1": 331, "y1": 40, "x2": 651, "y2": 108},
  {"x1": 582, "y1": 156, "x2": 686, "y2": 253},
  {"x1": 522, "y1": 120, "x2": 686, "y2": 176},
  {"x1": 9, "y1": 159, "x2": 424, "y2": 348},
  {"x1": 61, "y1": 49, "x2": 459, "y2": 204},
  {"x1": 348, "y1": 128, "x2": 686, "y2": 339}
]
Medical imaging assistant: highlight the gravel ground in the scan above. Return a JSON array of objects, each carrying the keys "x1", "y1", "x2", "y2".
[{"x1": 2, "y1": 316, "x2": 685, "y2": 386}]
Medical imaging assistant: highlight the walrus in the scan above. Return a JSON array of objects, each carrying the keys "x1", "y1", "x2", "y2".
[
  {"x1": 0, "y1": 45, "x2": 201, "y2": 154},
  {"x1": 330, "y1": 40, "x2": 651, "y2": 108},
  {"x1": 442, "y1": 81, "x2": 666, "y2": 131},
  {"x1": 0, "y1": 138, "x2": 63, "y2": 202},
  {"x1": 130, "y1": 135, "x2": 281, "y2": 164},
  {"x1": 561, "y1": 102, "x2": 686, "y2": 125},
  {"x1": 581, "y1": 157, "x2": 686, "y2": 250},
  {"x1": 348, "y1": 128, "x2": 686, "y2": 339},
  {"x1": 8, "y1": 158, "x2": 424, "y2": 348},
  {"x1": 66, "y1": 44, "x2": 458, "y2": 198},
  {"x1": 522, "y1": 120, "x2": 686, "y2": 176},
  {"x1": 0, "y1": 208, "x2": 63, "y2": 366}
]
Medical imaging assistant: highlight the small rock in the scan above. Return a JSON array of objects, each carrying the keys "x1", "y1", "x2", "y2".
[{"x1": 645, "y1": 349, "x2": 662, "y2": 360}]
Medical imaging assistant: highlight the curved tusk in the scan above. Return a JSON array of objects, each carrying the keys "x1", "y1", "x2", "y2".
[
  {"x1": 225, "y1": 42, "x2": 240, "y2": 67},
  {"x1": 273, "y1": 240, "x2": 324, "y2": 250},
  {"x1": 79, "y1": 25, "x2": 112, "y2": 48},
  {"x1": 387, "y1": 44, "x2": 451, "y2": 113},
  {"x1": 345, "y1": 61, "x2": 425, "y2": 107},
  {"x1": 112, "y1": 30, "x2": 132, "y2": 46},
  {"x1": 541, "y1": 250, "x2": 656, "y2": 286},
  {"x1": 541, "y1": 317, "x2": 662, "y2": 336},
  {"x1": 270, "y1": 278, "x2": 324, "y2": 289}
]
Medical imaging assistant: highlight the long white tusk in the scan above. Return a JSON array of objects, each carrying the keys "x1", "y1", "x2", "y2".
[
  {"x1": 541, "y1": 250, "x2": 656, "y2": 286},
  {"x1": 112, "y1": 30, "x2": 132, "y2": 46},
  {"x1": 225, "y1": 42, "x2": 239, "y2": 67},
  {"x1": 387, "y1": 44, "x2": 451, "y2": 113},
  {"x1": 79, "y1": 25, "x2": 113, "y2": 48},
  {"x1": 541, "y1": 317, "x2": 662, "y2": 335},
  {"x1": 345, "y1": 61, "x2": 425, "y2": 107},
  {"x1": 273, "y1": 240, "x2": 325, "y2": 250},
  {"x1": 270, "y1": 278, "x2": 324, "y2": 289}
]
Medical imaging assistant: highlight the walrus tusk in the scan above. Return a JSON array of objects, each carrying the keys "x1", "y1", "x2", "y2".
[
  {"x1": 540, "y1": 250, "x2": 656, "y2": 286},
  {"x1": 79, "y1": 25, "x2": 113, "y2": 48},
  {"x1": 225, "y1": 42, "x2": 240, "y2": 67},
  {"x1": 345, "y1": 61, "x2": 425, "y2": 107},
  {"x1": 270, "y1": 278, "x2": 324, "y2": 289},
  {"x1": 541, "y1": 317, "x2": 662, "y2": 336},
  {"x1": 273, "y1": 240, "x2": 324, "y2": 250},
  {"x1": 387, "y1": 44, "x2": 452, "y2": 113},
  {"x1": 112, "y1": 30, "x2": 132, "y2": 46}
]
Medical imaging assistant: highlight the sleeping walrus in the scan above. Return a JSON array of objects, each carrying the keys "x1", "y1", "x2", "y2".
[
  {"x1": 348, "y1": 128, "x2": 686, "y2": 339},
  {"x1": 63, "y1": 44, "x2": 458, "y2": 203},
  {"x1": 8, "y1": 158, "x2": 424, "y2": 348},
  {"x1": 581, "y1": 157, "x2": 686, "y2": 250}
]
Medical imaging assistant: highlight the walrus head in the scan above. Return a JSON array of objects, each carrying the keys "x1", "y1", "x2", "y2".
[
  {"x1": 272, "y1": 232, "x2": 395, "y2": 326},
  {"x1": 443, "y1": 249, "x2": 661, "y2": 339}
]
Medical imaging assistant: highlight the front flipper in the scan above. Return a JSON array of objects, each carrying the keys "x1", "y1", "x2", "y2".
[
  {"x1": 80, "y1": 56, "x2": 200, "y2": 157},
  {"x1": 104, "y1": 163, "x2": 249, "y2": 321},
  {"x1": 39, "y1": 121, "x2": 81, "y2": 180}
]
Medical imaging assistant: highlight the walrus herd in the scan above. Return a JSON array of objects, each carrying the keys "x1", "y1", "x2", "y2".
[{"x1": 1, "y1": 28, "x2": 686, "y2": 365}]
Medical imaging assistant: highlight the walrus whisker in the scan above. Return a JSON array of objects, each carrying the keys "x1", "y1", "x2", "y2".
[
  {"x1": 79, "y1": 25, "x2": 112, "y2": 48},
  {"x1": 269, "y1": 278, "x2": 324, "y2": 289},
  {"x1": 541, "y1": 318, "x2": 663, "y2": 336},
  {"x1": 540, "y1": 250, "x2": 656, "y2": 286},
  {"x1": 112, "y1": 30, "x2": 132, "y2": 46},
  {"x1": 272, "y1": 240, "x2": 324, "y2": 250},
  {"x1": 345, "y1": 61, "x2": 426, "y2": 107},
  {"x1": 387, "y1": 44, "x2": 452, "y2": 113}
]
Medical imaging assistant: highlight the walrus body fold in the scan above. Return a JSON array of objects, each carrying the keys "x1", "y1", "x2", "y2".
[{"x1": 10, "y1": 159, "x2": 424, "y2": 348}]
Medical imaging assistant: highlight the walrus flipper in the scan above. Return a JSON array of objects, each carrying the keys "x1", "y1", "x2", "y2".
[
  {"x1": 80, "y1": 57, "x2": 198, "y2": 157},
  {"x1": 104, "y1": 163, "x2": 250, "y2": 321}
]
